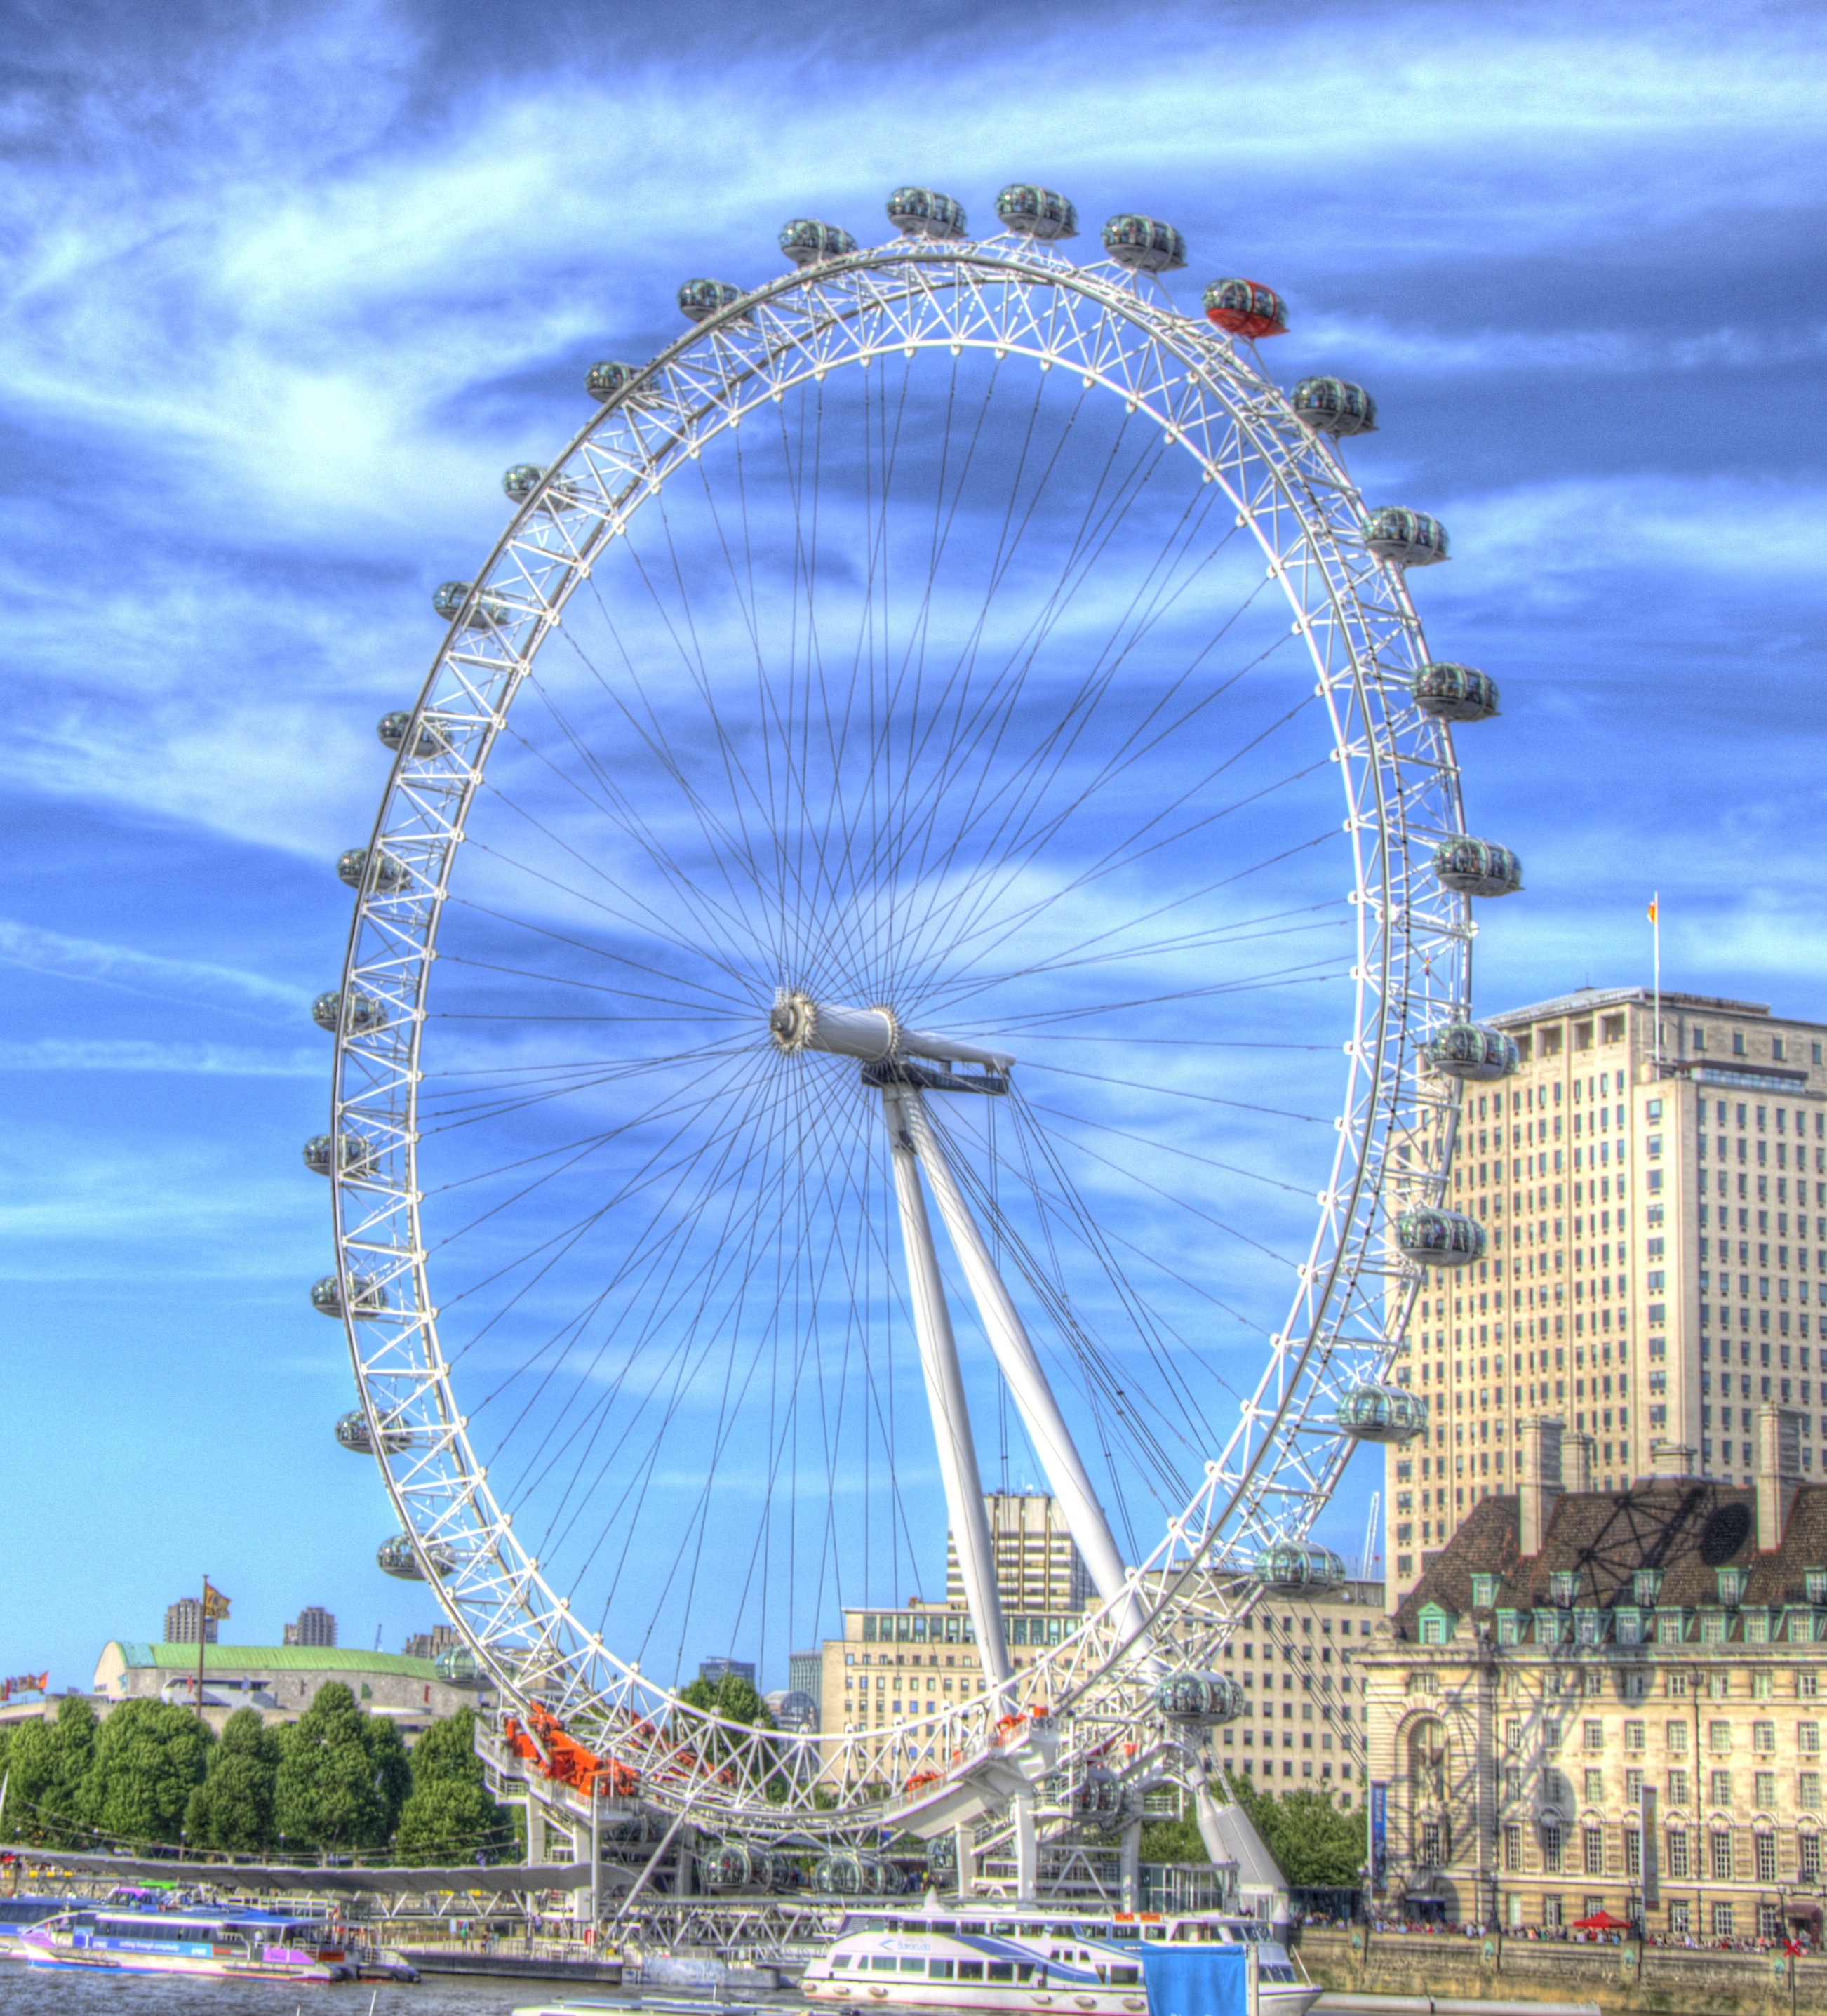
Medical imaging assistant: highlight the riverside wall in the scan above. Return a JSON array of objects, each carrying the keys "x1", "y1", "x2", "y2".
[{"x1": 1295, "y1": 1926, "x2": 1826, "y2": 2015}]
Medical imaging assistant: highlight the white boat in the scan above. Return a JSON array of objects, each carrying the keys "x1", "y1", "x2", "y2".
[
  {"x1": 800, "y1": 1897, "x2": 1319, "y2": 2016},
  {"x1": 21, "y1": 1904, "x2": 354, "y2": 1982}
]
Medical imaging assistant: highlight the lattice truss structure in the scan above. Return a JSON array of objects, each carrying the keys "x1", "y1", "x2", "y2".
[{"x1": 323, "y1": 224, "x2": 1474, "y2": 1840}]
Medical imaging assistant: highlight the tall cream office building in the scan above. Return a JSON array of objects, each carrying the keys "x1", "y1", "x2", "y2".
[{"x1": 1386, "y1": 985, "x2": 1827, "y2": 1603}]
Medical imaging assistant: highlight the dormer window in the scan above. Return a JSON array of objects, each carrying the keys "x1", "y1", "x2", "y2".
[
  {"x1": 1550, "y1": 1570, "x2": 1579, "y2": 1606},
  {"x1": 1471, "y1": 1575, "x2": 1500, "y2": 1608},
  {"x1": 1718, "y1": 1568, "x2": 1748, "y2": 1606},
  {"x1": 1808, "y1": 1570, "x2": 1827, "y2": 1606},
  {"x1": 1634, "y1": 1570, "x2": 1663, "y2": 1606}
]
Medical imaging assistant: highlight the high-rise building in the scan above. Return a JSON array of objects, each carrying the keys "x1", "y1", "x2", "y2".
[
  {"x1": 1386, "y1": 984, "x2": 1827, "y2": 1603},
  {"x1": 699, "y1": 1655, "x2": 756, "y2": 1688},
  {"x1": 944, "y1": 1492, "x2": 1092, "y2": 1613},
  {"x1": 163, "y1": 1598, "x2": 218, "y2": 1645},
  {"x1": 788, "y1": 1647, "x2": 823, "y2": 1706},
  {"x1": 401, "y1": 1624, "x2": 460, "y2": 1660},
  {"x1": 282, "y1": 1606, "x2": 337, "y2": 1648}
]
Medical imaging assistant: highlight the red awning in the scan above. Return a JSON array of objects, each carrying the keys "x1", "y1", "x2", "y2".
[{"x1": 1572, "y1": 1910, "x2": 1631, "y2": 1930}]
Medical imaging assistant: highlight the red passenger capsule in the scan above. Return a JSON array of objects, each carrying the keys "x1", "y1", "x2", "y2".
[{"x1": 1203, "y1": 277, "x2": 1287, "y2": 338}]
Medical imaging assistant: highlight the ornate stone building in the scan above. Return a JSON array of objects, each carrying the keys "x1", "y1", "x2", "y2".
[{"x1": 1365, "y1": 1409, "x2": 1827, "y2": 1942}]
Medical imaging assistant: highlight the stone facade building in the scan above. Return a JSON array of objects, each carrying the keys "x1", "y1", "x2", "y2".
[
  {"x1": 1387, "y1": 984, "x2": 1827, "y2": 1603},
  {"x1": 1365, "y1": 1408, "x2": 1827, "y2": 1942}
]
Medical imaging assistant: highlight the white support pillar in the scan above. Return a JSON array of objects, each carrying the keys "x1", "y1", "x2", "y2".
[
  {"x1": 1012, "y1": 1791, "x2": 1038, "y2": 1904},
  {"x1": 1120, "y1": 1816, "x2": 1142, "y2": 1912},
  {"x1": 884, "y1": 1086, "x2": 1012, "y2": 1698},
  {"x1": 899, "y1": 1088, "x2": 1149, "y2": 1648}
]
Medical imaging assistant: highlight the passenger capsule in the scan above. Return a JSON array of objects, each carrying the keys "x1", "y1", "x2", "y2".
[
  {"x1": 925, "y1": 1831, "x2": 958, "y2": 1876},
  {"x1": 335, "y1": 1408, "x2": 412, "y2": 1455},
  {"x1": 1335, "y1": 1382, "x2": 1428, "y2": 1444},
  {"x1": 886, "y1": 187, "x2": 968, "y2": 240},
  {"x1": 1102, "y1": 215, "x2": 1186, "y2": 274},
  {"x1": 1412, "y1": 662, "x2": 1499, "y2": 723},
  {"x1": 377, "y1": 1533, "x2": 454, "y2": 1581},
  {"x1": 432, "y1": 580, "x2": 511, "y2": 627},
  {"x1": 336, "y1": 847, "x2": 410, "y2": 895},
  {"x1": 311, "y1": 989, "x2": 387, "y2": 1036},
  {"x1": 812, "y1": 1851, "x2": 903, "y2": 1896},
  {"x1": 310, "y1": 1273, "x2": 386, "y2": 1319},
  {"x1": 1395, "y1": 1207, "x2": 1486, "y2": 1267},
  {"x1": 434, "y1": 1644, "x2": 484, "y2": 1688},
  {"x1": 1154, "y1": 1672, "x2": 1247, "y2": 1725},
  {"x1": 678, "y1": 278, "x2": 742, "y2": 323},
  {"x1": 1070, "y1": 1766, "x2": 1123, "y2": 1818},
  {"x1": 1363, "y1": 507, "x2": 1448, "y2": 568},
  {"x1": 779, "y1": 219, "x2": 857, "y2": 268},
  {"x1": 1422, "y1": 1020, "x2": 1520, "y2": 1081},
  {"x1": 1203, "y1": 279, "x2": 1287, "y2": 339},
  {"x1": 585, "y1": 360, "x2": 648, "y2": 404},
  {"x1": 1290, "y1": 377, "x2": 1377, "y2": 436},
  {"x1": 996, "y1": 185, "x2": 1078, "y2": 241},
  {"x1": 302, "y1": 1131, "x2": 377, "y2": 1179},
  {"x1": 703, "y1": 1843, "x2": 787, "y2": 1890},
  {"x1": 377, "y1": 710, "x2": 450, "y2": 759},
  {"x1": 1433, "y1": 837, "x2": 1523, "y2": 899},
  {"x1": 1254, "y1": 1542, "x2": 1348, "y2": 1594}
]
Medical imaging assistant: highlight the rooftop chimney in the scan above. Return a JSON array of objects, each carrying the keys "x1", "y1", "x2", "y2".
[
  {"x1": 1757, "y1": 1406, "x2": 1803, "y2": 1551},
  {"x1": 1645, "y1": 1439, "x2": 1701, "y2": 1481},
  {"x1": 1518, "y1": 1417, "x2": 1565, "y2": 1556},
  {"x1": 1566, "y1": 1431, "x2": 1595, "y2": 1495}
]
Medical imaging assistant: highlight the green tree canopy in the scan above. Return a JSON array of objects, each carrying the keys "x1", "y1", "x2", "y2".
[
  {"x1": 81, "y1": 1700, "x2": 213, "y2": 1851},
  {"x1": 677, "y1": 1674, "x2": 773, "y2": 1729},
  {"x1": 186, "y1": 1707, "x2": 281, "y2": 1854},
  {"x1": 396, "y1": 1775, "x2": 514, "y2": 1863},
  {"x1": 1227, "y1": 1777, "x2": 1366, "y2": 1888},
  {"x1": 405, "y1": 1704, "x2": 483, "y2": 1789},
  {"x1": 274, "y1": 1683, "x2": 408, "y2": 1853},
  {"x1": 1, "y1": 1697, "x2": 100, "y2": 1848}
]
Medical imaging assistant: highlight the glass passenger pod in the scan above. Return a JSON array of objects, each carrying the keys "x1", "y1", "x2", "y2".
[
  {"x1": 1102, "y1": 215, "x2": 1186, "y2": 273},
  {"x1": 887, "y1": 187, "x2": 968, "y2": 240},
  {"x1": 1290, "y1": 376, "x2": 1377, "y2": 436},
  {"x1": 377, "y1": 1533, "x2": 455, "y2": 1580},
  {"x1": 996, "y1": 185, "x2": 1079, "y2": 241},
  {"x1": 1362, "y1": 507, "x2": 1449, "y2": 568},
  {"x1": 1070, "y1": 1765, "x2": 1124, "y2": 1817},
  {"x1": 310, "y1": 989, "x2": 387, "y2": 1035},
  {"x1": 434, "y1": 1644, "x2": 484, "y2": 1688},
  {"x1": 1335, "y1": 1382, "x2": 1428, "y2": 1444},
  {"x1": 1433, "y1": 837, "x2": 1523, "y2": 899},
  {"x1": 702, "y1": 1843, "x2": 798, "y2": 1890},
  {"x1": 584, "y1": 360, "x2": 651, "y2": 405},
  {"x1": 432, "y1": 580, "x2": 511, "y2": 627},
  {"x1": 1154, "y1": 1671, "x2": 1247, "y2": 1724},
  {"x1": 309, "y1": 1273, "x2": 387, "y2": 1319},
  {"x1": 779, "y1": 218, "x2": 858, "y2": 268},
  {"x1": 1203, "y1": 279, "x2": 1287, "y2": 338},
  {"x1": 1254, "y1": 1543, "x2": 1348, "y2": 1594},
  {"x1": 678, "y1": 278, "x2": 743, "y2": 323},
  {"x1": 376, "y1": 709, "x2": 450, "y2": 759},
  {"x1": 335, "y1": 847, "x2": 410, "y2": 894},
  {"x1": 1412, "y1": 661, "x2": 1499, "y2": 723},
  {"x1": 1422, "y1": 1020, "x2": 1520, "y2": 1081},
  {"x1": 813, "y1": 1851, "x2": 904, "y2": 1896},
  {"x1": 335, "y1": 1409, "x2": 412, "y2": 1455},
  {"x1": 1395, "y1": 1207, "x2": 1486, "y2": 1267},
  {"x1": 302, "y1": 1131, "x2": 377, "y2": 1178}
]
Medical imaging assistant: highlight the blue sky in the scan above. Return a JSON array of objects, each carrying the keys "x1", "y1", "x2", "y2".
[{"x1": 1, "y1": 0, "x2": 1823, "y2": 1694}]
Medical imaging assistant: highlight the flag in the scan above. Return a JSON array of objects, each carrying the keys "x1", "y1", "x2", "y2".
[
  {"x1": 1647, "y1": 899, "x2": 1658, "y2": 924},
  {"x1": 201, "y1": 1582, "x2": 232, "y2": 1622}
]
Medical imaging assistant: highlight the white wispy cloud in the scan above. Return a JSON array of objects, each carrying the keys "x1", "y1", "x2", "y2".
[
  {"x1": 0, "y1": 1038, "x2": 323, "y2": 1075},
  {"x1": 0, "y1": 918, "x2": 307, "y2": 1015}
]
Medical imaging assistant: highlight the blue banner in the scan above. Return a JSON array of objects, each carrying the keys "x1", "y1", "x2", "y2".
[
  {"x1": 1137, "y1": 1942, "x2": 1248, "y2": 2016},
  {"x1": 1370, "y1": 1780, "x2": 1388, "y2": 1888}
]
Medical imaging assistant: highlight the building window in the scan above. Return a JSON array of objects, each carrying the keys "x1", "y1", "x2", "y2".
[
  {"x1": 1669, "y1": 1902, "x2": 1690, "y2": 1937},
  {"x1": 1585, "y1": 1718, "x2": 1605, "y2": 1751},
  {"x1": 1667, "y1": 1828, "x2": 1689, "y2": 1878},
  {"x1": 1584, "y1": 1768, "x2": 1605, "y2": 1804},
  {"x1": 1758, "y1": 1833, "x2": 1778, "y2": 1881},
  {"x1": 1803, "y1": 1834, "x2": 1822, "y2": 1881},
  {"x1": 1711, "y1": 1770, "x2": 1733, "y2": 1805},
  {"x1": 1420, "y1": 1820, "x2": 1444, "y2": 1867},
  {"x1": 1625, "y1": 1720, "x2": 1646, "y2": 1751},
  {"x1": 1713, "y1": 1831, "x2": 1734, "y2": 1881},
  {"x1": 1544, "y1": 1823, "x2": 1562, "y2": 1874},
  {"x1": 1714, "y1": 1902, "x2": 1736, "y2": 1938},
  {"x1": 1756, "y1": 1721, "x2": 1777, "y2": 1753},
  {"x1": 1543, "y1": 1895, "x2": 1563, "y2": 1932},
  {"x1": 1584, "y1": 1826, "x2": 1605, "y2": 1876},
  {"x1": 1504, "y1": 1822, "x2": 1522, "y2": 1872}
]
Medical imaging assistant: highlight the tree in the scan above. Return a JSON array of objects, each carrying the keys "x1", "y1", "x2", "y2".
[
  {"x1": 274, "y1": 1683, "x2": 408, "y2": 1853},
  {"x1": 1226, "y1": 1776, "x2": 1365, "y2": 1888},
  {"x1": 0, "y1": 1697, "x2": 100, "y2": 1848},
  {"x1": 81, "y1": 1700, "x2": 213, "y2": 1852},
  {"x1": 186, "y1": 1707, "x2": 281, "y2": 1853},
  {"x1": 394, "y1": 1706, "x2": 515, "y2": 1864},
  {"x1": 1139, "y1": 1813, "x2": 1209, "y2": 1863},
  {"x1": 678, "y1": 1674, "x2": 774, "y2": 1730}
]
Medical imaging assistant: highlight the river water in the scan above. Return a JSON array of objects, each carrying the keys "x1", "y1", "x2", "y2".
[{"x1": 0, "y1": 1974, "x2": 765, "y2": 2016}]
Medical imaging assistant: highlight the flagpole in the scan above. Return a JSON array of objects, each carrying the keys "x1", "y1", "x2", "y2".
[
  {"x1": 1652, "y1": 893, "x2": 1662, "y2": 1069},
  {"x1": 196, "y1": 1575, "x2": 208, "y2": 1720}
]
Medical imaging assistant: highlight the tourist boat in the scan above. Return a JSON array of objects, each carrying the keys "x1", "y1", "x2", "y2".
[
  {"x1": 20, "y1": 1904, "x2": 354, "y2": 1981},
  {"x1": 800, "y1": 1898, "x2": 1318, "y2": 2016}
]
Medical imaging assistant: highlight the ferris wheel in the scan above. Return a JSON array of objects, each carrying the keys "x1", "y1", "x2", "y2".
[{"x1": 308, "y1": 185, "x2": 1519, "y2": 1844}]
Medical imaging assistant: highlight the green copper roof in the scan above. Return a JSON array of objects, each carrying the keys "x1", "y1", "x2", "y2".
[{"x1": 107, "y1": 1643, "x2": 439, "y2": 1678}]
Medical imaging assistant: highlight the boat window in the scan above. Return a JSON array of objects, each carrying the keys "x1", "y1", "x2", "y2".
[
  {"x1": 1144, "y1": 1926, "x2": 1166, "y2": 1940},
  {"x1": 1172, "y1": 1926, "x2": 1189, "y2": 1941},
  {"x1": 988, "y1": 1962, "x2": 1015, "y2": 1982},
  {"x1": 1016, "y1": 1965, "x2": 1036, "y2": 1982},
  {"x1": 1106, "y1": 1925, "x2": 1139, "y2": 1940},
  {"x1": 958, "y1": 1921, "x2": 984, "y2": 1934},
  {"x1": 957, "y1": 1961, "x2": 985, "y2": 1980},
  {"x1": 932, "y1": 1922, "x2": 956, "y2": 1934},
  {"x1": 1112, "y1": 1968, "x2": 1139, "y2": 1986},
  {"x1": 930, "y1": 1961, "x2": 956, "y2": 1981},
  {"x1": 871, "y1": 1956, "x2": 897, "y2": 1972},
  {"x1": 992, "y1": 1922, "x2": 1017, "y2": 1937},
  {"x1": 832, "y1": 1956, "x2": 850, "y2": 1969},
  {"x1": 1048, "y1": 1924, "x2": 1076, "y2": 1937},
  {"x1": 899, "y1": 1958, "x2": 927, "y2": 1973}
]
